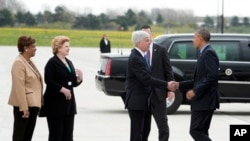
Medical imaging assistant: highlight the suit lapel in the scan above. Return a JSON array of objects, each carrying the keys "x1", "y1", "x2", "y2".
[
  {"x1": 19, "y1": 55, "x2": 41, "y2": 79},
  {"x1": 54, "y1": 56, "x2": 73, "y2": 74},
  {"x1": 67, "y1": 60, "x2": 75, "y2": 75},
  {"x1": 195, "y1": 45, "x2": 211, "y2": 80},
  {"x1": 133, "y1": 49, "x2": 151, "y2": 73},
  {"x1": 151, "y1": 45, "x2": 158, "y2": 69},
  {"x1": 54, "y1": 55, "x2": 66, "y2": 68}
]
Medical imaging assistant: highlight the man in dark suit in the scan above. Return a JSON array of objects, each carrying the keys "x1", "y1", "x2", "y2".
[
  {"x1": 141, "y1": 25, "x2": 174, "y2": 141},
  {"x1": 125, "y1": 30, "x2": 175, "y2": 141},
  {"x1": 176, "y1": 28, "x2": 220, "y2": 141}
]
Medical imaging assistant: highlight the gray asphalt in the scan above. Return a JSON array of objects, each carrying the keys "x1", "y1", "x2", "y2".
[{"x1": 0, "y1": 46, "x2": 249, "y2": 141}]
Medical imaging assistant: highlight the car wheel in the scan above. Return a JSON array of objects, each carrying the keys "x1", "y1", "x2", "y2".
[{"x1": 166, "y1": 90, "x2": 183, "y2": 114}]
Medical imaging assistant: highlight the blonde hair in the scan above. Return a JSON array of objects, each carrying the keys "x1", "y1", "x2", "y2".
[{"x1": 51, "y1": 36, "x2": 70, "y2": 55}]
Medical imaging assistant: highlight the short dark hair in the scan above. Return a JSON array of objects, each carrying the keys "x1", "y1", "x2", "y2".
[
  {"x1": 197, "y1": 28, "x2": 210, "y2": 42},
  {"x1": 17, "y1": 35, "x2": 36, "y2": 53},
  {"x1": 140, "y1": 25, "x2": 151, "y2": 29}
]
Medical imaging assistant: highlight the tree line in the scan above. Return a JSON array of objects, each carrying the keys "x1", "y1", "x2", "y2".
[
  {"x1": 0, "y1": 4, "x2": 195, "y2": 31},
  {"x1": 0, "y1": 0, "x2": 249, "y2": 32}
]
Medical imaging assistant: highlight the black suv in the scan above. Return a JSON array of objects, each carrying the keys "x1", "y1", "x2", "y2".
[{"x1": 95, "y1": 34, "x2": 250, "y2": 114}]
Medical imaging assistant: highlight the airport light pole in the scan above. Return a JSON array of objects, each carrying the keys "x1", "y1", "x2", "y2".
[{"x1": 221, "y1": 0, "x2": 224, "y2": 33}]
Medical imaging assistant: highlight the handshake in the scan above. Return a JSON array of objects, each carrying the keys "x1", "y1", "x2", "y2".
[
  {"x1": 167, "y1": 81, "x2": 179, "y2": 91},
  {"x1": 167, "y1": 81, "x2": 195, "y2": 100}
]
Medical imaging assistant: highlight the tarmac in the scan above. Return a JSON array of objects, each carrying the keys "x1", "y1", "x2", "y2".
[{"x1": 0, "y1": 46, "x2": 250, "y2": 141}]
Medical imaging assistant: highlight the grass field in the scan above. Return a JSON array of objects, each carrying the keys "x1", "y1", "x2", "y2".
[{"x1": 0, "y1": 27, "x2": 167, "y2": 48}]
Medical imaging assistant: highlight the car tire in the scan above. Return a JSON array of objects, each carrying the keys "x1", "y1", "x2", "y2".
[{"x1": 166, "y1": 90, "x2": 183, "y2": 114}]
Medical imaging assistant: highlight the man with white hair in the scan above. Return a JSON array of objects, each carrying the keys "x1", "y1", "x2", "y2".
[{"x1": 125, "y1": 30, "x2": 175, "y2": 141}]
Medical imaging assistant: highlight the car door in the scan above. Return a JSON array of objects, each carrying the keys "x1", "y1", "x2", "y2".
[{"x1": 211, "y1": 41, "x2": 250, "y2": 100}]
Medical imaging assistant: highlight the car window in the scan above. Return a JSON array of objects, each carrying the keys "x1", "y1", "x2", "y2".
[
  {"x1": 210, "y1": 41, "x2": 240, "y2": 61},
  {"x1": 169, "y1": 41, "x2": 240, "y2": 61},
  {"x1": 169, "y1": 42, "x2": 197, "y2": 60}
]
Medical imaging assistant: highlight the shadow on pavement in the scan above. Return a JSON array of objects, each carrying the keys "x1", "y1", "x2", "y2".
[{"x1": 171, "y1": 110, "x2": 250, "y2": 116}]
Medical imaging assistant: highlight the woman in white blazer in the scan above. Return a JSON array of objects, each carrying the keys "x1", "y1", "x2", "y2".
[{"x1": 8, "y1": 35, "x2": 43, "y2": 141}]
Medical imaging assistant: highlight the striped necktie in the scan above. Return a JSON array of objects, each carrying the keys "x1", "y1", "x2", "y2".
[
  {"x1": 147, "y1": 50, "x2": 150, "y2": 65},
  {"x1": 144, "y1": 54, "x2": 150, "y2": 69}
]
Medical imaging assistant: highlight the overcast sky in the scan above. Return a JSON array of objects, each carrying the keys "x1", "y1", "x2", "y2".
[{"x1": 20, "y1": 0, "x2": 250, "y2": 17}]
